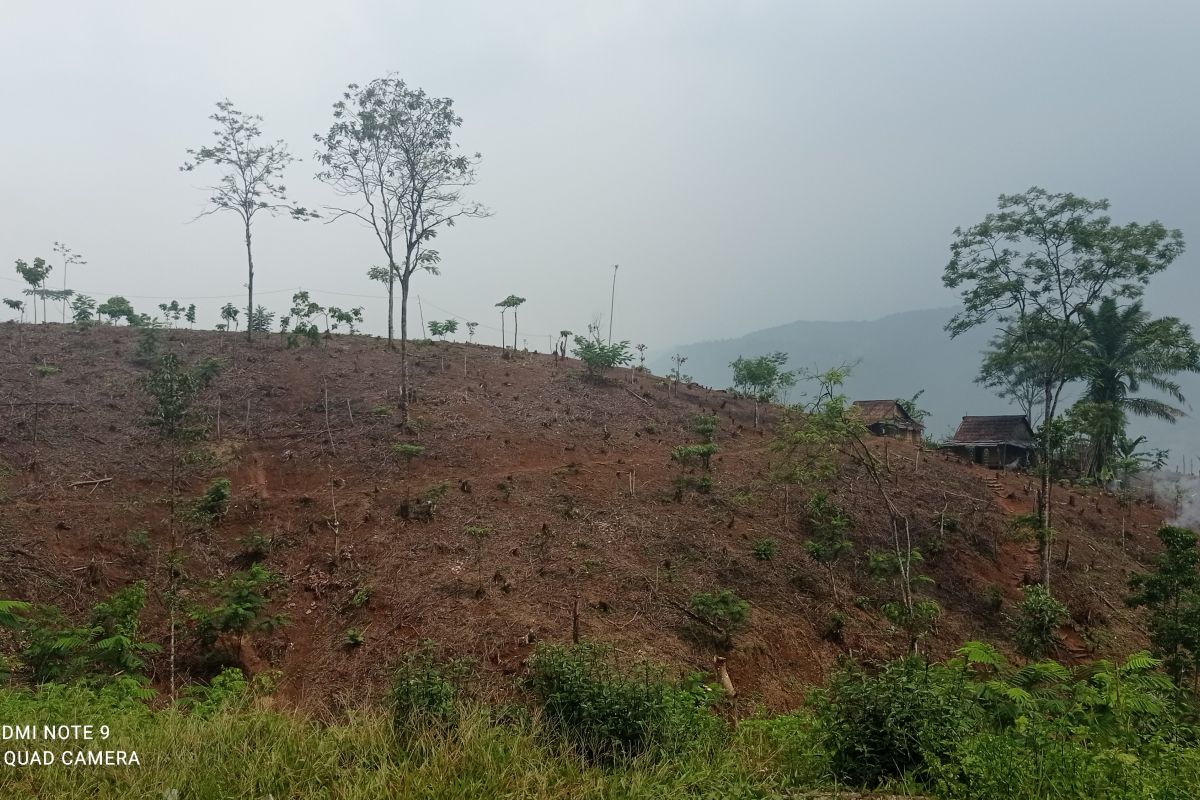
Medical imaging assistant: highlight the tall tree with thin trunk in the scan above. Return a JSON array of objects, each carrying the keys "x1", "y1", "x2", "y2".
[
  {"x1": 944, "y1": 187, "x2": 1184, "y2": 591},
  {"x1": 181, "y1": 99, "x2": 315, "y2": 343},
  {"x1": 51, "y1": 242, "x2": 86, "y2": 324},
  {"x1": 497, "y1": 295, "x2": 525, "y2": 350},
  {"x1": 315, "y1": 77, "x2": 489, "y2": 422}
]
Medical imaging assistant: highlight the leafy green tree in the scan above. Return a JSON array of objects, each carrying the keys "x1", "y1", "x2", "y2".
[
  {"x1": 328, "y1": 306, "x2": 364, "y2": 334},
  {"x1": 182, "y1": 99, "x2": 315, "y2": 342},
  {"x1": 220, "y1": 302, "x2": 240, "y2": 331},
  {"x1": 98, "y1": 296, "x2": 136, "y2": 325},
  {"x1": 668, "y1": 353, "x2": 691, "y2": 397},
  {"x1": 428, "y1": 319, "x2": 458, "y2": 341},
  {"x1": 466, "y1": 321, "x2": 479, "y2": 342},
  {"x1": 70, "y1": 294, "x2": 96, "y2": 323},
  {"x1": 944, "y1": 187, "x2": 1185, "y2": 591},
  {"x1": 159, "y1": 300, "x2": 184, "y2": 326},
  {"x1": 496, "y1": 295, "x2": 525, "y2": 350},
  {"x1": 286, "y1": 290, "x2": 322, "y2": 346},
  {"x1": 730, "y1": 352, "x2": 796, "y2": 428},
  {"x1": 185, "y1": 304, "x2": 197, "y2": 328},
  {"x1": 14, "y1": 257, "x2": 51, "y2": 323},
  {"x1": 191, "y1": 563, "x2": 286, "y2": 647},
  {"x1": 776, "y1": 366, "x2": 937, "y2": 652},
  {"x1": 2, "y1": 298, "x2": 25, "y2": 322},
  {"x1": 1127, "y1": 526, "x2": 1200, "y2": 685},
  {"x1": 1013, "y1": 584, "x2": 1068, "y2": 659},
  {"x1": 316, "y1": 77, "x2": 489, "y2": 423},
  {"x1": 250, "y1": 305, "x2": 275, "y2": 333},
  {"x1": 1073, "y1": 298, "x2": 1200, "y2": 478},
  {"x1": 896, "y1": 389, "x2": 931, "y2": 424},
  {"x1": 805, "y1": 492, "x2": 853, "y2": 600},
  {"x1": 51, "y1": 241, "x2": 86, "y2": 323}
]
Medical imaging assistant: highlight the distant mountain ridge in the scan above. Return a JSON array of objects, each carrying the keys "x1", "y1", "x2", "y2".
[{"x1": 654, "y1": 307, "x2": 1200, "y2": 462}]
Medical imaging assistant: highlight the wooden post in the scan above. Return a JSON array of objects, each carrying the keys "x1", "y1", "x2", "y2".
[{"x1": 571, "y1": 596, "x2": 580, "y2": 644}]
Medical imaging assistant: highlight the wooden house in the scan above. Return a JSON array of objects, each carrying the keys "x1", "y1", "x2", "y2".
[
  {"x1": 851, "y1": 400, "x2": 924, "y2": 443},
  {"x1": 944, "y1": 415, "x2": 1037, "y2": 469}
]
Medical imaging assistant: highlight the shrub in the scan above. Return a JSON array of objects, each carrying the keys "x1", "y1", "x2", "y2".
[
  {"x1": 571, "y1": 335, "x2": 633, "y2": 379},
  {"x1": 344, "y1": 629, "x2": 365, "y2": 648},
  {"x1": 671, "y1": 443, "x2": 719, "y2": 470},
  {"x1": 237, "y1": 529, "x2": 271, "y2": 560},
  {"x1": 525, "y1": 642, "x2": 722, "y2": 763},
  {"x1": 1013, "y1": 584, "x2": 1068, "y2": 659},
  {"x1": 688, "y1": 589, "x2": 750, "y2": 648},
  {"x1": 392, "y1": 442, "x2": 425, "y2": 463},
  {"x1": 180, "y1": 667, "x2": 249, "y2": 715},
  {"x1": 692, "y1": 413, "x2": 719, "y2": 443},
  {"x1": 193, "y1": 478, "x2": 232, "y2": 524},
  {"x1": 389, "y1": 642, "x2": 471, "y2": 730},
  {"x1": 811, "y1": 656, "x2": 976, "y2": 785},
  {"x1": 752, "y1": 538, "x2": 778, "y2": 561},
  {"x1": 190, "y1": 563, "x2": 285, "y2": 647}
]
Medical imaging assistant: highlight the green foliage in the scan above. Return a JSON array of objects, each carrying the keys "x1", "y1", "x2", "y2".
[
  {"x1": 1128, "y1": 525, "x2": 1200, "y2": 685},
  {"x1": 219, "y1": 302, "x2": 240, "y2": 330},
  {"x1": 180, "y1": 667, "x2": 249, "y2": 716},
  {"x1": 525, "y1": 642, "x2": 721, "y2": 763},
  {"x1": 804, "y1": 492, "x2": 853, "y2": 593},
  {"x1": 250, "y1": 305, "x2": 275, "y2": 333},
  {"x1": 811, "y1": 655, "x2": 976, "y2": 785},
  {"x1": 1013, "y1": 584, "x2": 1069, "y2": 659},
  {"x1": 190, "y1": 563, "x2": 285, "y2": 647},
  {"x1": 896, "y1": 388, "x2": 932, "y2": 424},
  {"x1": 428, "y1": 319, "x2": 458, "y2": 339},
  {"x1": 70, "y1": 293, "x2": 96, "y2": 323},
  {"x1": 3, "y1": 584, "x2": 159, "y2": 689},
  {"x1": 390, "y1": 642, "x2": 471, "y2": 729},
  {"x1": 571, "y1": 331, "x2": 633, "y2": 378},
  {"x1": 193, "y1": 477, "x2": 232, "y2": 524},
  {"x1": 140, "y1": 353, "x2": 204, "y2": 442},
  {"x1": 670, "y1": 442, "x2": 718, "y2": 470},
  {"x1": 729, "y1": 352, "x2": 796, "y2": 407},
  {"x1": 237, "y1": 529, "x2": 272, "y2": 560},
  {"x1": 97, "y1": 295, "x2": 137, "y2": 325},
  {"x1": 752, "y1": 538, "x2": 778, "y2": 561},
  {"x1": 344, "y1": 629, "x2": 365, "y2": 648},
  {"x1": 691, "y1": 413, "x2": 718, "y2": 443},
  {"x1": 392, "y1": 442, "x2": 425, "y2": 463},
  {"x1": 688, "y1": 589, "x2": 750, "y2": 648},
  {"x1": 349, "y1": 586, "x2": 372, "y2": 609}
]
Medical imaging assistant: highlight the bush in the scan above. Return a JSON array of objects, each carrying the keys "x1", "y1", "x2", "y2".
[
  {"x1": 752, "y1": 538, "x2": 778, "y2": 561},
  {"x1": 389, "y1": 642, "x2": 471, "y2": 730},
  {"x1": 571, "y1": 335, "x2": 633, "y2": 378},
  {"x1": 811, "y1": 656, "x2": 975, "y2": 785},
  {"x1": 688, "y1": 589, "x2": 750, "y2": 648},
  {"x1": 1013, "y1": 585, "x2": 1068, "y2": 659},
  {"x1": 392, "y1": 442, "x2": 425, "y2": 463},
  {"x1": 193, "y1": 478, "x2": 232, "y2": 524},
  {"x1": 190, "y1": 563, "x2": 285, "y2": 647},
  {"x1": 671, "y1": 443, "x2": 719, "y2": 470},
  {"x1": 525, "y1": 642, "x2": 722, "y2": 763}
]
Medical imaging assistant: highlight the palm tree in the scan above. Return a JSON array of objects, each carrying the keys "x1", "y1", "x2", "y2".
[{"x1": 1075, "y1": 298, "x2": 1200, "y2": 477}]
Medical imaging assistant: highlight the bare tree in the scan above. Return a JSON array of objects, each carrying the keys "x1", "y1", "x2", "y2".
[
  {"x1": 182, "y1": 99, "x2": 315, "y2": 342},
  {"x1": 315, "y1": 77, "x2": 489, "y2": 422}
]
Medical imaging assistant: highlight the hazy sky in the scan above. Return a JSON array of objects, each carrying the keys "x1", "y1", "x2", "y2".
[{"x1": 1, "y1": 0, "x2": 1197, "y2": 352}]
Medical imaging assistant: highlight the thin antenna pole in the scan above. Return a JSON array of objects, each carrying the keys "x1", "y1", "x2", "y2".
[{"x1": 608, "y1": 264, "x2": 619, "y2": 344}]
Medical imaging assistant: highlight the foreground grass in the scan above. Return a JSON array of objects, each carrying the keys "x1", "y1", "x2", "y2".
[{"x1": 0, "y1": 685, "x2": 826, "y2": 800}]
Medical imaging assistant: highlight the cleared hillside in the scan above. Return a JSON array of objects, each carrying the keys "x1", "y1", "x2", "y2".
[{"x1": 0, "y1": 321, "x2": 1174, "y2": 711}]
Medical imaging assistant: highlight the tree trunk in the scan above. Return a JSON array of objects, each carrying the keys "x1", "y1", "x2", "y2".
[
  {"x1": 1040, "y1": 380, "x2": 1054, "y2": 591},
  {"x1": 500, "y1": 311, "x2": 506, "y2": 350},
  {"x1": 399, "y1": 276, "x2": 411, "y2": 424},
  {"x1": 244, "y1": 221, "x2": 254, "y2": 343},
  {"x1": 386, "y1": 260, "x2": 396, "y2": 350},
  {"x1": 514, "y1": 310, "x2": 519, "y2": 352}
]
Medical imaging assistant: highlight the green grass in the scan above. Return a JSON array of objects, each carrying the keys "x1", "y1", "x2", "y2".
[{"x1": 0, "y1": 685, "x2": 819, "y2": 799}]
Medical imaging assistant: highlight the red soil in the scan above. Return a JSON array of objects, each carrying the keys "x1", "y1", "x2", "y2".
[{"x1": 0, "y1": 321, "x2": 1172, "y2": 712}]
